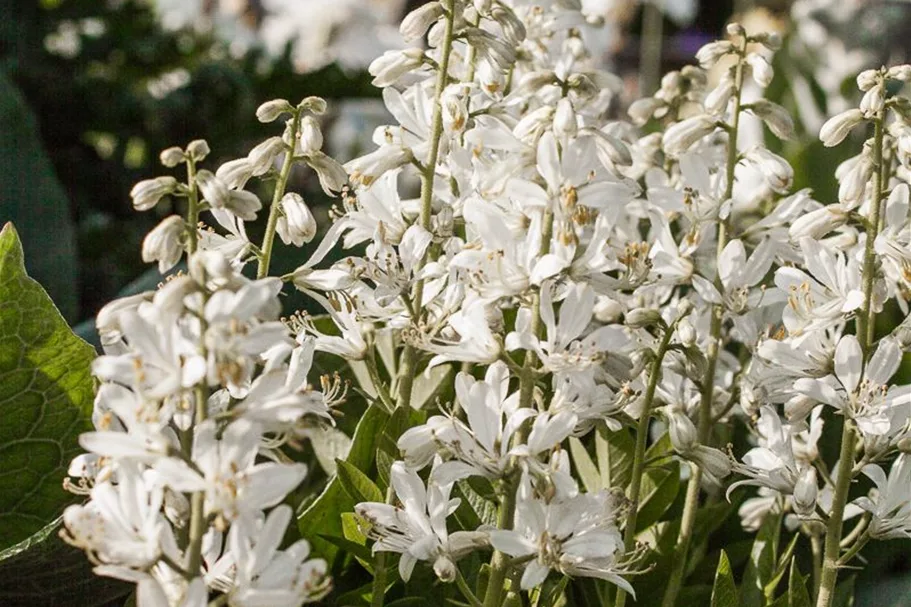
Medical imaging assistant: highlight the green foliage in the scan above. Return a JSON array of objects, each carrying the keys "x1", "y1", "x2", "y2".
[
  {"x1": 711, "y1": 550, "x2": 738, "y2": 607},
  {"x1": 0, "y1": 223, "x2": 95, "y2": 551}
]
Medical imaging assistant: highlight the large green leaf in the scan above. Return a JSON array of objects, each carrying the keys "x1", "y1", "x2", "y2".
[
  {"x1": 711, "y1": 550, "x2": 739, "y2": 607},
  {"x1": 0, "y1": 222, "x2": 95, "y2": 551},
  {"x1": 0, "y1": 519, "x2": 129, "y2": 606},
  {"x1": 595, "y1": 425, "x2": 634, "y2": 489},
  {"x1": 298, "y1": 405, "x2": 387, "y2": 562},
  {"x1": 788, "y1": 559, "x2": 812, "y2": 607},
  {"x1": 0, "y1": 73, "x2": 79, "y2": 322}
]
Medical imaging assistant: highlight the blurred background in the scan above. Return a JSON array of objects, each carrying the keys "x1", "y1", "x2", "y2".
[{"x1": 0, "y1": 0, "x2": 909, "y2": 602}]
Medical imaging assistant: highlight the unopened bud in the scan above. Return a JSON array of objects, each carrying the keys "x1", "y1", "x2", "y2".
[
  {"x1": 819, "y1": 109, "x2": 865, "y2": 147},
  {"x1": 793, "y1": 468, "x2": 818, "y2": 517},
  {"x1": 186, "y1": 139, "x2": 210, "y2": 161},
  {"x1": 400, "y1": 2, "x2": 443, "y2": 43},
  {"x1": 277, "y1": 192, "x2": 317, "y2": 246},
  {"x1": 142, "y1": 215, "x2": 185, "y2": 273},
  {"x1": 299, "y1": 116, "x2": 323, "y2": 154},
  {"x1": 256, "y1": 99, "x2": 294, "y2": 123},
  {"x1": 159, "y1": 146, "x2": 185, "y2": 167},
  {"x1": 130, "y1": 176, "x2": 178, "y2": 211},
  {"x1": 625, "y1": 307, "x2": 663, "y2": 329}
]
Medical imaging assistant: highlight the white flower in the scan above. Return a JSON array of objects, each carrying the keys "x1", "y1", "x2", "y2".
[
  {"x1": 61, "y1": 462, "x2": 168, "y2": 572},
  {"x1": 355, "y1": 462, "x2": 487, "y2": 582},
  {"x1": 729, "y1": 406, "x2": 808, "y2": 497},
  {"x1": 207, "y1": 505, "x2": 330, "y2": 605},
  {"x1": 131, "y1": 176, "x2": 178, "y2": 211},
  {"x1": 422, "y1": 301, "x2": 502, "y2": 368},
  {"x1": 155, "y1": 419, "x2": 307, "y2": 522},
  {"x1": 489, "y1": 475, "x2": 633, "y2": 594},
  {"x1": 794, "y1": 335, "x2": 905, "y2": 436},
  {"x1": 368, "y1": 48, "x2": 425, "y2": 87},
  {"x1": 820, "y1": 109, "x2": 865, "y2": 147},
  {"x1": 854, "y1": 455, "x2": 911, "y2": 539},
  {"x1": 142, "y1": 216, "x2": 186, "y2": 273},
  {"x1": 276, "y1": 193, "x2": 317, "y2": 246}
]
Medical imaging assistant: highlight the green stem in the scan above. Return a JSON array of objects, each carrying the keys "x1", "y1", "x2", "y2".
[
  {"x1": 186, "y1": 158, "x2": 200, "y2": 253},
  {"x1": 456, "y1": 566, "x2": 484, "y2": 607},
  {"x1": 185, "y1": 283, "x2": 211, "y2": 576},
  {"x1": 615, "y1": 323, "x2": 677, "y2": 607},
  {"x1": 811, "y1": 534, "x2": 823, "y2": 601},
  {"x1": 660, "y1": 39, "x2": 746, "y2": 607},
  {"x1": 395, "y1": 0, "x2": 457, "y2": 410},
  {"x1": 638, "y1": 0, "x2": 664, "y2": 95},
  {"x1": 257, "y1": 110, "x2": 302, "y2": 279},
  {"x1": 858, "y1": 118, "x2": 885, "y2": 358},
  {"x1": 816, "y1": 111, "x2": 885, "y2": 607},
  {"x1": 815, "y1": 420, "x2": 856, "y2": 607},
  {"x1": 371, "y1": 486, "x2": 395, "y2": 607},
  {"x1": 482, "y1": 205, "x2": 555, "y2": 607}
]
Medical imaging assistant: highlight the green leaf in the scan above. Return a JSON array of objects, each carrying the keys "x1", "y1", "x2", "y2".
[
  {"x1": 711, "y1": 550, "x2": 739, "y2": 607},
  {"x1": 0, "y1": 519, "x2": 129, "y2": 606},
  {"x1": 0, "y1": 223, "x2": 95, "y2": 552},
  {"x1": 788, "y1": 559, "x2": 812, "y2": 607},
  {"x1": 298, "y1": 405, "x2": 387, "y2": 562},
  {"x1": 595, "y1": 425, "x2": 634, "y2": 489},
  {"x1": 336, "y1": 458, "x2": 384, "y2": 504},
  {"x1": 741, "y1": 512, "x2": 782, "y2": 607},
  {"x1": 635, "y1": 462, "x2": 681, "y2": 533},
  {"x1": 570, "y1": 436, "x2": 602, "y2": 492},
  {"x1": 318, "y1": 534, "x2": 373, "y2": 564},
  {"x1": 455, "y1": 480, "x2": 498, "y2": 528},
  {"x1": 0, "y1": 74, "x2": 79, "y2": 321}
]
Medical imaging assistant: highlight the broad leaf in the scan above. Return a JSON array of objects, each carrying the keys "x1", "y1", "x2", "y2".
[
  {"x1": 711, "y1": 550, "x2": 739, "y2": 607},
  {"x1": 636, "y1": 462, "x2": 681, "y2": 533},
  {"x1": 741, "y1": 512, "x2": 782, "y2": 607},
  {"x1": 788, "y1": 559, "x2": 812, "y2": 607},
  {"x1": 298, "y1": 405, "x2": 387, "y2": 561},
  {"x1": 337, "y1": 458, "x2": 384, "y2": 503},
  {"x1": 0, "y1": 223, "x2": 95, "y2": 551},
  {"x1": 595, "y1": 425, "x2": 634, "y2": 489},
  {"x1": 570, "y1": 436, "x2": 602, "y2": 492}
]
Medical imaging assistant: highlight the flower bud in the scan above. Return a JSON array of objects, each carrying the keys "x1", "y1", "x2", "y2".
[
  {"x1": 306, "y1": 151, "x2": 349, "y2": 195},
  {"x1": 277, "y1": 192, "x2": 317, "y2": 246},
  {"x1": 625, "y1": 307, "x2": 663, "y2": 329},
  {"x1": 753, "y1": 31, "x2": 781, "y2": 51},
  {"x1": 627, "y1": 97, "x2": 663, "y2": 126},
  {"x1": 819, "y1": 109, "x2": 865, "y2": 147},
  {"x1": 196, "y1": 170, "x2": 230, "y2": 208},
  {"x1": 299, "y1": 116, "x2": 323, "y2": 154},
  {"x1": 225, "y1": 190, "x2": 262, "y2": 221},
  {"x1": 704, "y1": 79, "x2": 734, "y2": 115},
  {"x1": 897, "y1": 437, "x2": 911, "y2": 453},
  {"x1": 695, "y1": 40, "x2": 734, "y2": 69},
  {"x1": 792, "y1": 468, "x2": 818, "y2": 517},
  {"x1": 256, "y1": 99, "x2": 294, "y2": 123},
  {"x1": 159, "y1": 146, "x2": 185, "y2": 167},
  {"x1": 856, "y1": 69, "x2": 879, "y2": 92},
  {"x1": 215, "y1": 158, "x2": 255, "y2": 190},
  {"x1": 368, "y1": 48, "x2": 425, "y2": 87},
  {"x1": 788, "y1": 206, "x2": 847, "y2": 240},
  {"x1": 726, "y1": 22, "x2": 745, "y2": 38},
  {"x1": 677, "y1": 318, "x2": 696, "y2": 347},
  {"x1": 887, "y1": 64, "x2": 911, "y2": 82},
  {"x1": 142, "y1": 215, "x2": 185, "y2": 273},
  {"x1": 298, "y1": 96, "x2": 327, "y2": 115},
  {"x1": 490, "y1": 6, "x2": 526, "y2": 44},
  {"x1": 130, "y1": 176, "x2": 178, "y2": 211},
  {"x1": 186, "y1": 139, "x2": 210, "y2": 161},
  {"x1": 248, "y1": 136, "x2": 286, "y2": 176},
  {"x1": 837, "y1": 157, "x2": 873, "y2": 209},
  {"x1": 668, "y1": 409, "x2": 698, "y2": 454},
  {"x1": 749, "y1": 100, "x2": 795, "y2": 140},
  {"x1": 744, "y1": 147, "x2": 793, "y2": 193},
  {"x1": 553, "y1": 97, "x2": 577, "y2": 142},
  {"x1": 859, "y1": 82, "x2": 885, "y2": 116},
  {"x1": 433, "y1": 555, "x2": 457, "y2": 583},
  {"x1": 746, "y1": 53, "x2": 774, "y2": 88},
  {"x1": 400, "y1": 2, "x2": 443, "y2": 42},
  {"x1": 345, "y1": 145, "x2": 412, "y2": 188},
  {"x1": 593, "y1": 296, "x2": 623, "y2": 322},
  {"x1": 441, "y1": 86, "x2": 469, "y2": 134},
  {"x1": 662, "y1": 115, "x2": 716, "y2": 155}
]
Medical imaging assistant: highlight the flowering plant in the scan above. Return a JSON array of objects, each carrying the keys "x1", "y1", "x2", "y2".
[{"x1": 1, "y1": 2, "x2": 909, "y2": 607}]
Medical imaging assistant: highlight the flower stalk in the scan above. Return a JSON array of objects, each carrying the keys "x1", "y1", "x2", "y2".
[{"x1": 258, "y1": 109, "x2": 302, "y2": 279}]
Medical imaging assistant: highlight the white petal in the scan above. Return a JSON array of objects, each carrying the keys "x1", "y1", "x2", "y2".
[{"x1": 835, "y1": 335, "x2": 863, "y2": 394}]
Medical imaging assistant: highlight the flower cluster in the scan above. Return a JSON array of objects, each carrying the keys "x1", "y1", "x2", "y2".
[{"x1": 62, "y1": 1, "x2": 911, "y2": 606}]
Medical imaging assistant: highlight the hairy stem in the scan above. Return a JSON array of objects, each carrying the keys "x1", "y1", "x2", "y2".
[
  {"x1": 816, "y1": 110, "x2": 885, "y2": 607},
  {"x1": 186, "y1": 157, "x2": 200, "y2": 254},
  {"x1": 482, "y1": 204, "x2": 555, "y2": 607},
  {"x1": 395, "y1": 0, "x2": 457, "y2": 410},
  {"x1": 661, "y1": 38, "x2": 746, "y2": 607},
  {"x1": 615, "y1": 322, "x2": 677, "y2": 607},
  {"x1": 257, "y1": 109, "x2": 302, "y2": 279}
]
